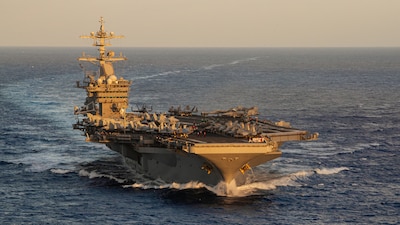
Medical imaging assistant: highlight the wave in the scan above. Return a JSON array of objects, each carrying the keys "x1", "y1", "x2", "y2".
[
  {"x1": 121, "y1": 167, "x2": 348, "y2": 197},
  {"x1": 78, "y1": 169, "x2": 128, "y2": 184},
  {"x1": 297, "y1": 141, "x2": 375, "y2": 157},
  {"x1": 7, "y1": 153, "x2": 66, "y2": 173},
  {"x1": 314, "y1": 167, "x2": 349, "y2": 175},
  {"x1": 120, "y1": 170, "x2": 309, "y2": 197},
  {"x1": 223, "y1": 170, "x2": 312, "y2": 197},
  {"x1": 127, "y1": 180, "x2": 207, "y2": 191},
  {"x1": 4, "y1": 147, "x2": 100, "y2": 173},
  {"x1": 72, "y1": 155, "x2": 348, "y2": 197},
  {"x1": 50, "y1": 168, "x2": 73, "y2": 174}
]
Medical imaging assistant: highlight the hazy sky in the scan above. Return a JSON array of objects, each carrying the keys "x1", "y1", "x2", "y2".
[{"x1": 1, "y1": 0, "x2": 400, "y2": 47}]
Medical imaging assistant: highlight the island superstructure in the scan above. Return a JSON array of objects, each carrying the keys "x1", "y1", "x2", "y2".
[{"x1": 73, "y1": 17, "x2": 318, "y2": 187}]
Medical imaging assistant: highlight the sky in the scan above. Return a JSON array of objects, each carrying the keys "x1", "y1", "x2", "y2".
[{"x1": 1, "y1": 0, "x2": 400, "y2": 47}]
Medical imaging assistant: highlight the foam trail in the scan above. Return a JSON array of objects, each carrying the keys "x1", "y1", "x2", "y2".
[
  {"x1": 203, "y1": 57, "x2": 259, "y2": 70},
  {"x1": 126, "y1": 180, "x2": 207, "y2": 191},
  {"x1": 229, "y1": 57, "x2": 258, "y2": 65},
  {"x1": 134, "y1": 57, "x2": 259, "y2": 80},
  {"x1": 88, "y1": 166, "x2": 349, "y2": 197},
  {"x1": 203, "y1": 64, "x2": 223, "y2": 70},
  {"x1": 124, "y1": 170, "x2": 313, "y2": 197},
  {"x1": 220, "y1": 170, "x2": 313, "y2": 197},
  {"x1": 50, "y1": 168, "x2": 73, "y2": 174},
  {"x1": 134, "y1": 70, "x2": 181, "y2": 80},
  {"x1": 207, "y1": 168, "x2": 348, "y2": 197},
  {"x1": 314, "y1": 167, "x2": 349, "y2": 175},
  {"x1": 79, "y1": 169, "x2": 127, "y2": 184}
]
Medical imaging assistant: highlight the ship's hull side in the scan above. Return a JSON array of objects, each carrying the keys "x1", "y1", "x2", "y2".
[
  {"x1": 105, "y1": 141, "x2": 282, "y2": 187},
  {"x1": 106, "y1": 142, "x2": 225, "y2": 186}
]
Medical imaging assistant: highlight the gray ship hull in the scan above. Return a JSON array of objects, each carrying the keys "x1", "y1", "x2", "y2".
[
  {"x1": 106, "y1": 142, "x2": 225, "y2": 186},
  {"x1": 106, "y1": 141, "x2": 282, "y2": 187}
]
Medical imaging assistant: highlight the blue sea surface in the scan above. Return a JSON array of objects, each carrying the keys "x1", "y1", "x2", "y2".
[{"x1": 0, "y1": 47, "x2": 399, "y2": 224}]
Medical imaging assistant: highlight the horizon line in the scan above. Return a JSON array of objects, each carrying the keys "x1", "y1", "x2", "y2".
[{"x1": 1, "y1": 45, "x2": 400, "y2": 49}]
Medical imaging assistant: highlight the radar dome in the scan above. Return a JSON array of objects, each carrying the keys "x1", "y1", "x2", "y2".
[
  {"x1": 107, "y1": 75, "x2": 117, "y2": 84},
  {"x1": 97, "y1": 76, "x2": 105, "y2": 84}
]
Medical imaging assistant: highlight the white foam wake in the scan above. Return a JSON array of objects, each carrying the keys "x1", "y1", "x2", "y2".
[
  {"x1": 314, "y1": 167, "x2": 349, "y2": 175},
  {"x1": 50, "y1": 168, "x2": 73, "y2": 174},
  {"x1": 202, "y1": 64, "x2": 223, "y2": 70},
  {"x1": 123, "y1": 170, "x2": 314, "y2": 197},
  {"x1": 128, "y1": 180, "x2": 207, "y2": 191},
  {"x1": 214, "y1": 170, "x2": 313, "y2": 197},
  {"x1": 203, "y1": 57, "x2": 259, "y2": 70},
  {"x1": 81, "y1": 166, "x2": 349, "y2": 197},
  {"x1": 134, "y1": 70, "x2": 182, "y2": 80},
  {"x1": 229, "y1": 57, "x2": 258, "y2": 65},
  {"x1": 132, "y1": 57, "x2": 259, "y2": 81},
  {"x1": 78, "y1": 169, "x2": 127, "y2": 184}
]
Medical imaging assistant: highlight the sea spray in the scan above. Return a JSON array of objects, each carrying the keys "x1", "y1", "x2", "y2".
[
  {"x1": 50, "y1": 168, "x2": 73, "y2": 174},
  {"x1": 79, "y1": 169, "x2": 127, "y2": 184},
  {"x1": 314, "y1": 167, "x2": 349, "y2": 175},
  {"x1": 108, "y1": 167, "x2": 350, "y2": 196}
]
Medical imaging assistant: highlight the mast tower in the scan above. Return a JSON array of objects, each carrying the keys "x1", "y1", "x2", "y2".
[{"x1": 76, "y1": 17, "x2": 131, "y2": 119}]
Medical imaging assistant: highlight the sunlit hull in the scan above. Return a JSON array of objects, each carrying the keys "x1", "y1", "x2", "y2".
[{"x1": 106, "y1": 141, "x2": 281, "y2": 186}]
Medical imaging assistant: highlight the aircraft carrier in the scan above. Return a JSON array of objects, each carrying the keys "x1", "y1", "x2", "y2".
[{"x1": 73, "y1": 17, "x2": 318, "y2": 188}]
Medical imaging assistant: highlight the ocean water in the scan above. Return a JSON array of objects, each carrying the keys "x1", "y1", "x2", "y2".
[{"x1": 1, "y1": 47, "x2": 399, "y2": 224}]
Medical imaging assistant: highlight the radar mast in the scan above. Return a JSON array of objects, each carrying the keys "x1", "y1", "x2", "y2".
[
  {"x1": 76, "y1": 17, "x2": 131, "y2": 119},
  {"x1": 78, "y1": 17, "x2": 127, "y2": 70}
]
